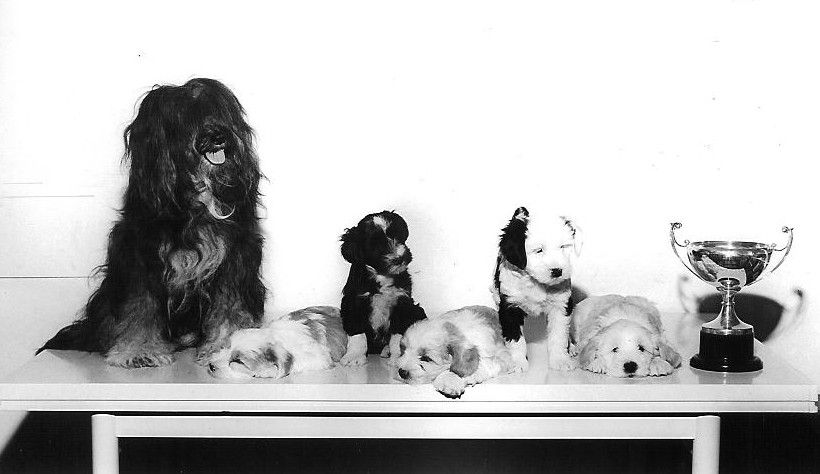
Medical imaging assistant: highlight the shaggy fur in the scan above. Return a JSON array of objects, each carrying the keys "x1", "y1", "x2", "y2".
[
  {"x1": 396, "y1": 306, "x2": 514, "y2": 399},
  {"x1": 208, "y1": 306, "x2": 347, "y2": 379},
  {"x1": 571, "y1": 295, "x2": 682, "y2": 377},
  {"x1": 338, "y1": 211, "x2": 427, "y2": 367},
  {"x1": 492, "y1": 207, "x2": 582, "y2": 372},
  {"x1": 37, "y1": 78, "x2": 265, "y2": 368}
]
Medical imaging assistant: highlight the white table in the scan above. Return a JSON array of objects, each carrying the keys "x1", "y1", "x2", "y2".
[{"x1": 1, "y1": 314, "x2": 816, "y2": 474}]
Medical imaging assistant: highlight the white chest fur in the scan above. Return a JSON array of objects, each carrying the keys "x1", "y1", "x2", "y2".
[
  {"x1": 497, "y1": 264, "x2": 570, "y2": 317},
  {"x1": 368, "y1": 273, "x2": 409, "y2": 333}
]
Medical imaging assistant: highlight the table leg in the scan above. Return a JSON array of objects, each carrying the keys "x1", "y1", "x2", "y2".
[
  {"x1": 92, "y1": 414, "x2": 119, "y2": 474},
  {"x1": 692, "y1": 415, "x2": 720, "y2": 474}
]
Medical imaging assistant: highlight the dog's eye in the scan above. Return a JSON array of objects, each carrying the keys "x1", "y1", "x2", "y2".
[
  {"x1": 230, "y1": 357, "x2": 247, "y2": 367},
  {"x1": 533, "y1": 247, "x2": 544, "y2": 254},
  {"x1": 638, "y1": 345, "x2": 646, "y2": 352},
  {"x1": 560, "y1": 243, "x2": 573, "y2": 249},
  {"x1": 612, "y1": 347, "x2": 619, "y2": 353},
  {"x1": 419, "y1": 355, "x2": 433, "y2": 363}
]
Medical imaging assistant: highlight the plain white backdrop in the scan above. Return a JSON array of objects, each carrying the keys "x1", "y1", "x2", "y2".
[{"x1": 1, "y1": 0, "x2": 819, "y2": 445}]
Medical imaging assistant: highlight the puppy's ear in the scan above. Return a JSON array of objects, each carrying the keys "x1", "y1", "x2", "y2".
[
  {"x1": 340, "y1": 226, "x2": 362, "y2": 263},
  {"x1": 447, "y1": 342, "x2": 480, "y2": 377},
  {"x1": 578, "y1": 335, "x2": 601, "y2": 368},
  {"x1": 560, "y1": 216, "x2": 583, "y2": 257},
  {"x1": 386, "y1": 211, "x2": 409, "y2": 242},
  {"x1": 655, "y1": 340, "x2": 682, "y2": 368},
  {"x1": 263, "y1": 344, "x2": 294, "y2": 375},
  {"x1": 443, "y1": 321, "x2": 480, "y2": 377},
  {"x1": 500, "y1": 207, "x2": 529, "y2": 269}
]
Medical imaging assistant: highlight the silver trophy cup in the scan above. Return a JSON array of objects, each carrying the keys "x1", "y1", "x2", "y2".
[{"x1": 670, "y1": 222, "x2": 793, "y2": 372}]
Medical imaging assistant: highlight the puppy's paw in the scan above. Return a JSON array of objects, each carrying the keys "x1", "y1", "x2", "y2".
[
  {"x1": 549, "y1": 354, "x2": 579, "y2": 371},
  {"x1": 106, "y1": 350, "x2": 175, "y2": 369},
  {"x1": 649, "y1": 357, "x2": 674, "y2": 376},
  {"x1": 380, "y1": 345, "x2": 391, "y2": 358},
  {"x1": 568, "y1": 342, "x2": 579, "y2": 357},
  {"x1": 585, "y1": 358, "x2": 607, "y2": 374},
  {"x1": 195, "y1": 342, "x2": 229, "y2": 366},
  {"x1": 433, "y1": 371, "x2": 467, "y2": 399},
  {"x1": 510, "y1": 355, "x2": 530, "y2": 373},
  {"x1": 340, "y1": 352, "x2": 367, "y2": 367}
]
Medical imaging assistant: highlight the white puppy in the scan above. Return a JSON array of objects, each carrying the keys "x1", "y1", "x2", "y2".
[
  {"x1": 571, "y1": 295, "x2": 681, "y2": 377},
  {"x1": 492, "y1": 207, "x2": 582, "y2": 372},
  {"x1": 208, "y1": 306, "x2": 347, "y2": 379},
  {"x1": 396, "y1": 306, "x2": 514, "y2": 398}
]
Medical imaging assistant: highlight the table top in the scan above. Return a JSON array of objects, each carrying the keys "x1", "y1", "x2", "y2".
[{"x1": 1, "y1": 313, "x2": 816, "y2": 414}]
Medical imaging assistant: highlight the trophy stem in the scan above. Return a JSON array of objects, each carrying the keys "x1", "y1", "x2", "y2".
[{"x1": 701, "y1": 278, "x2": 753, "y2": 335}]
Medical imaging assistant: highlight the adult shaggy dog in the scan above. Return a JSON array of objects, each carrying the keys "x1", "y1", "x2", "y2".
[{"x1": 38, "y1": 78, "x2": 265, "y2": 368}]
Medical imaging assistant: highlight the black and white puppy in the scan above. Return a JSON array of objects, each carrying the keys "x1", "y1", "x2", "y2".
[
  {"x1": 492, "y1": 207, "x2": 582, "y2": 372},
  {"x1": 339, "y1": 211, "x2": 427, "y2": 366}
]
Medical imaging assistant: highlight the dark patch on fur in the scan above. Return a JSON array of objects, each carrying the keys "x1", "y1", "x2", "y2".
[
  {"x1": 499, "y1": 206, "x2": 529, "y2": 270},
  {"x1": 37, "y1": 78, "x2": 265, "y2": 360}
]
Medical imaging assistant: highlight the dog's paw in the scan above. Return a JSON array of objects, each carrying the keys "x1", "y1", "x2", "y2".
[
  {"x1": 549, "y1": 355, "x2": 579, "y2": 371},
  {"x1": 106, "y1": 350, "x2": 175, "y2": 369},
  {"x1": 195, "y1": 341, "x2": 230, "y2": 366},
  {"x1": 379, "y1": 345, "x2": 391, "y2": 358},
  {"x1": 340, "y1": 352, "x2": 367, "y2": 367},
  {"x1": 568, "y1": 342, "x2": 579, "y2": 357},
  {"x1": 509, "y1": 353, "x2": 530, "y2": 373},
  {"x1": 433, "y1": 371, "x2": 467, "y2": 398},
  {"x1": 649, "y1": 357, "x2": 674, "y2": 376},
  {"x1": 585, "y1": 358, "x2": 607, "y2": 374}
]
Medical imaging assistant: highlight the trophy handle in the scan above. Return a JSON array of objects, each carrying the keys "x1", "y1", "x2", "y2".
[
  {"x1": 767, "y1": 226, "x2": 794, "y2": 273},
  {"x1": 670, "y1": 222, "x2": 700, "y2": 279}
]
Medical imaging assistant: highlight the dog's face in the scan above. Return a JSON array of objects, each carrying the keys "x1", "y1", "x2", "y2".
[
  {"x1": 500, "y1": 207, "x2": 581, "y2": 284},
  {"x1": 396, "y1": 320, "x2": 479, "y2": 384},
  {"x1": 340, "y1": 211, "x2": 412, "y2": 274},
  {"x1": 207, "y1": 329, "x2": 293, "y2": 380},
  {"x1": 123, "y1": 78, "x2": 260, "y2": 218},
  {"x1": 579, "y1": 320, "x2": 657, "y2": 377}
]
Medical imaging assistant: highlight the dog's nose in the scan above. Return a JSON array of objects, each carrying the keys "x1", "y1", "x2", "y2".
[
  {"x1": 398, "y1": 368, "x2": 410, "y2": 379},
  {"x1": 550, "y1": 268, "x2": 563, "y2": 278},
  {"x1": 623, "y1": 361, "x2": 638, "y2": 374}
]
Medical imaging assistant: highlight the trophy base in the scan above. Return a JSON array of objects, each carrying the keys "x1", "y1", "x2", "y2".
[{"x1": 689, "y1": 330, "x2": 763, "y2": 373}]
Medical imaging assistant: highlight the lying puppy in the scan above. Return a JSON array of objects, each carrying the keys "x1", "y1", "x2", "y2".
[
  {"x1": 339, "y1": 210, "x2": 427, "y2": 366},
  {"x1": 492, "y1": 207, "x2": 582, "y2": 372},
  {"x1": 571, "y1": 295, "x2": 682, "y2": 377},
  {"x1": 208, "y1": 306, "x2": 347, "y2": 379},
  {"x1": 396, "y1": 306, "x2": 514, "y2": 398}
]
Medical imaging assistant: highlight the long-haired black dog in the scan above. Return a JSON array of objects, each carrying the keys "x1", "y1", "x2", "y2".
[
  {"x1": 38, "y1": 78, "x2": 265, "y2": 368},
  {"x1": 338, "y1": 211, "x2": 427, "y2": 366}
]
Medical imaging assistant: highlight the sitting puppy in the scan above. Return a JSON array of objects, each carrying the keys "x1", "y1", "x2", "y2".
[
  {"x1": 396, "y1": 306, "x2": 514, "y2": 398},
  {"x1": 571, "y1": 295, "x2": 682, "y2": 377},
  {"x1": 339, "y1": 210, "x2": 427, "y2": 366},
  {"x1": 208, "y1": 306, "x2": 347, "y2": 379},
  {"x1": 492, "y1": 207, "x2": 582, "y2": 372}
]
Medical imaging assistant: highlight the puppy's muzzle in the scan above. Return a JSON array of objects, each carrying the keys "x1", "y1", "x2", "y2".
[
  {"x1": 623, "y1": 361, "x2": 638, "y2": 374},
  {"x1": 550, "y1": 268, "x2": 563, "y2": 278}
]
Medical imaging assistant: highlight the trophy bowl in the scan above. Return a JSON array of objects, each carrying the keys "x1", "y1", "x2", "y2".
[{"x1": 670, "y1": 223, "x2": 793, "y2": 372}]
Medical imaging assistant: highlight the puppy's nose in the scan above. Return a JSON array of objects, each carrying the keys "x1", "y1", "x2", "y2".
[
  {"x1": 398, "y1": 368, "x2": 410, "y2": 379},
  {"x1": 623, "y1": 361, "x2": 638, "y2": 374},
  {"x1": 550, "y1": 268, "x2": 563, "y2": 278}
]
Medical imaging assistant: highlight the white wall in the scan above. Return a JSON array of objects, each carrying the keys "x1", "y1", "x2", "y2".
[{"x1": 1, "y1": 1, "x2": 818, "y2": 438}]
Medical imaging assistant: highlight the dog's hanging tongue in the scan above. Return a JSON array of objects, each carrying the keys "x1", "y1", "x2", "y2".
[{"x1": 204, "y1": 149, "x2": 226, "y2": 165}]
